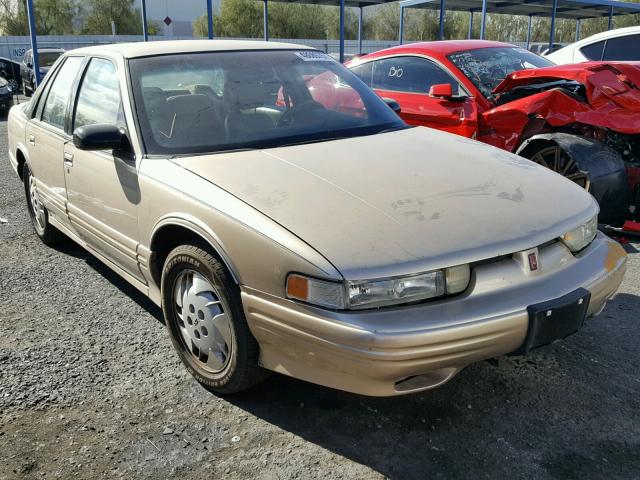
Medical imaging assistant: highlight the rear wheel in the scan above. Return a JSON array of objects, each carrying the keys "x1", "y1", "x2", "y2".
[
  {"x1": 161, "y1": 244, "x2": 264, "y2": 394},
  {"x1": 23, "y1": 163, "x2": 64, "y2": 245},
  {"x1": 526, "y1": 144, "x2": 590, "y2": 191}
]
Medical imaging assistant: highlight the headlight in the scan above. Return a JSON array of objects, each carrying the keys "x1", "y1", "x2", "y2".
[
  {"x1": 561, "y1": 215, "x2": 598, "y2": 253},
  {"x1": 286, "y1": 264, "x2": 470, "y2": 310}
]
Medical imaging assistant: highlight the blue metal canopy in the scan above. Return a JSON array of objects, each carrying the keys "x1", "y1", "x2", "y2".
[
  {"x1": 258, "y1": 0, "x2": 397, "y2": 62},
  {"x1": 398, "y1": 0, "x2": 640, "y2": 50}
]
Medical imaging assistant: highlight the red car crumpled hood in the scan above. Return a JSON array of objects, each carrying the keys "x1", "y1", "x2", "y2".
[{"x1": 490, "y1": 62, "x2": 640, "y2": 134}]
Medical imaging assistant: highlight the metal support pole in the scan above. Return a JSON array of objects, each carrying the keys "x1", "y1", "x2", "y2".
[
  {"x1": 206, "y1": 0, "x2": 214, "y2": 39},
  {"x1": 263, "y1": 0, "x2": 268, "y2": 41},
  {"x1": 549, "y1": 0, "x2": 557, "y2": 51},
  {"x1": 26, "y1": 0, "x2": 40, "y2": 86},
  {"x1": 608, "y1": 6, "x2": 613, "y2": 30},
  {"x1": 358, "y1": 7, "x2": 363, "y2": 54},
  {"x1": 399, "y1": 6, "x2": 405, "y2": 45},
  {"x1": 339, "y1": 0, "x2": 345, "y2": 63},
  {"x1": 575, "y1": 18, "x2": 581, "y2": 41},
  {"x1": 141, "y1": 0, "x2": 148, "y2": 41},
  {"x1": 526, "y1": 15, "x2": 532, "y2": 49},
  {"x1": 480, "y1": 0, "x2": 487, "y2": 40},
  {"x1": 438, "y1": 0, "x2": 445, "y2": 40},
  {"x1": 468, "y1": 11, "x2": 473, "y2": 39}
]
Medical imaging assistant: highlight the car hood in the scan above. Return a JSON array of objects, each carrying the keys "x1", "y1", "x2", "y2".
[
  {"x1": 173, "y1": 127, "x2": 597, "y2": 280},
  {"x1": 490, "y1": 62, "x2": 640, "y2": 134}
]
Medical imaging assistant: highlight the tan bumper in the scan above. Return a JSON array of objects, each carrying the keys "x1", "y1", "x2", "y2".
[{"x1": 242, "y1": 233, "x2": 627, "y2": 396}]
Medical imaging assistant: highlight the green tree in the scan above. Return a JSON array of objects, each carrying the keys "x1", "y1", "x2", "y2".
[
  {"x1": 81, "y1": 0, "x2": 159, "y2": 35},
  {"x1": 215, "y1": 0, "x2": 263, "y2": 38},
  {"x1": 0, "y1": 0, "x2": 75, "y2": 35}
]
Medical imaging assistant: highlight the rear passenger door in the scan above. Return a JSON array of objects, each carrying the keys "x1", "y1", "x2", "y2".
[
  {"x1": 63, "y1": 56, "x2": 144, "y2": 284},
  {"x1": 25, "y1": 55, "x2": 84, "y2": 232}
]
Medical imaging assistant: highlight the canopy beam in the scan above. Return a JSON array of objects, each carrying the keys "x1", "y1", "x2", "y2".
[
  {"x1": 141, "y1": 0, "x2": 148, "y2": 41},
  {"x1": 207, "y1": 0, "x2": 214, "y2": 38},
  {"x1": 26, "y1": 0, "x2": 40, "y2": 85}
]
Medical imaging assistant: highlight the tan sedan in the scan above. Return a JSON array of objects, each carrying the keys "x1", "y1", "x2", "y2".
[{"x1": 7, "y1": 40, "x2": 627, "y2": 396}]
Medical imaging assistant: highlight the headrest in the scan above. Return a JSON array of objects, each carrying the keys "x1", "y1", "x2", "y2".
[
  {"x1": 224, "y1": 80, "x2": 267, "y2": 109},
  {"x1": 165, "y1": 94, "x2": 214, "y2": 115},
  {"x1": 142, "y1": 86, "x2": 163, "y2": 97}
]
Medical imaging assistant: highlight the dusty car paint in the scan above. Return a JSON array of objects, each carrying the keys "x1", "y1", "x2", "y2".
[{"x1": 7, "y1": 40, "x2": 628, "y2": 396}]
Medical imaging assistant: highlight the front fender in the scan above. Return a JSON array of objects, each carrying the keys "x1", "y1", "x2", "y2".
[{"x1": 517, "y1": 133, "x2": 628, "y2": 226}]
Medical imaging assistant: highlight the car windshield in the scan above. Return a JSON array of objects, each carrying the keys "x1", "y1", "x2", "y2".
[
  {"x1": 448, "y1": 47, "x2": 554, "y2": 99},
  {"x1": 129, "y1": 50, "x2": 406, "y2": 155},
  {"x1": 38, "y1": 52, "x2": 62, "y2": 67}
]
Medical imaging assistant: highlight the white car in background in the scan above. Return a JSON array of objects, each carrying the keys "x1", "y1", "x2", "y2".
[{"x1": 546, "y1": 26, "x2": 640, "y2": 64}]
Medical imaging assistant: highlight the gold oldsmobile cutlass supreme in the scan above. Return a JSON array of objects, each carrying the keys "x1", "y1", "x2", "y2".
[{"x1": 7, "y1": 40, "x2": 627, "y2": 396}]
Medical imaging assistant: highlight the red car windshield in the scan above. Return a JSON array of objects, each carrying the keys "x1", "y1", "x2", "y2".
[{"x1": 448, "y1": 47, "x2": 554, "y2": 99}]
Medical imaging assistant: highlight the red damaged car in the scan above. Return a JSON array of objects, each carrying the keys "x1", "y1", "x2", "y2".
[{"x1": 345, "y1": 40, "x2": 640, "y2": 227}]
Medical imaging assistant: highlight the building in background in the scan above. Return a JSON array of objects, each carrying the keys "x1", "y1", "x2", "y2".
[{"x1": 145, "y1": 0, "x2": 220, "y2": 37}]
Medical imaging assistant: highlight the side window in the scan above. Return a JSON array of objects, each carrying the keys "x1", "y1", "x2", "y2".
[
  {"x1": 40, "y1": 56, "x2": 83, "y2": 130},
  {"x1": 371, "y1": 57, "x2": 459, "y2": 95},
  {"x1": 350, "y1": 61, "x2": 373, "y2": 87},
  {"x1": 580, "y1": 40, "x2": 605, "y2": 61},
  {"x1": 73, "y1": 58, "x2": 123, "y2": 130},
  {"x1": 603, "y1": 35, "x2": 640, "y2": 61}
]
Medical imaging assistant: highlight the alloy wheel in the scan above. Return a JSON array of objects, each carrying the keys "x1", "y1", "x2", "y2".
[{"x1": 530, "y1": 145, "x2": 590, "y2": 191}]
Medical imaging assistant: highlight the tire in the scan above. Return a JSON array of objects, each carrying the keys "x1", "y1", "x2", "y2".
[
  {"x1": 23, "y1": 163, "x2": 64, "y2": 245},
  {"x1": 161, "y1": 243, "x2": 264, "y2": 394},
  {"x1": 518, "y1": 134, "x2": 628, "y2": 227}
]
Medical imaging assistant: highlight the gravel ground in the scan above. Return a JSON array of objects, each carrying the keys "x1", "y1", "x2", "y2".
[{"x1": 1, "y1": 111, "x2": 639, "y2": 480}]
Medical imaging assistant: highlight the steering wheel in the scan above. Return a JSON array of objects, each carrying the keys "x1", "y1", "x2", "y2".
[{"x1": 278, "y1": 100, "x2": 325, "y2": 127}]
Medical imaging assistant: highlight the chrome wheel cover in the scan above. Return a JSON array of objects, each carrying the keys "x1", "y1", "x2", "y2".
[
  {"x1": 28, "y1": 172, "x2": 46, "y2": 231},
  {"x1": 173, "y1": 270, "x2": 233, "y2": 373}
]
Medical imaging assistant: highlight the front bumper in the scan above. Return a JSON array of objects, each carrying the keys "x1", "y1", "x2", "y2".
[{"x1": 242, "y1": 233, "x2": 627, "y2": 396}]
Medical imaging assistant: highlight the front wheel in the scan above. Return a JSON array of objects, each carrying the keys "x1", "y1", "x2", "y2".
[
  {"x1": 23, "y1": 163, "x2": 64, "y2": 245},
  {"x1": 161, "y1": 244, "x2": 264, "y2": 394}
]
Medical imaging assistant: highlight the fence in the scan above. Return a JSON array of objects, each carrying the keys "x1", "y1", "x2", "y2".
[{"x1": 0, "y1": 35, "x2": 555, "y2": 63}]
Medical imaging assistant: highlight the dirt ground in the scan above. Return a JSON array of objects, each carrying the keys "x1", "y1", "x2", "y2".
[{"x1": 1, "y1": 113, "x2": 639, "y2": 480}]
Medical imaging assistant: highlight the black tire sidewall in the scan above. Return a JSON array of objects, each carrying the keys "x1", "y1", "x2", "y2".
[
  {"x1": 161, "y1": 246, "x2": 243, "y2": 391},
  {"x1": 23, "y1": 163, "x2": 47, "y2": 238}
]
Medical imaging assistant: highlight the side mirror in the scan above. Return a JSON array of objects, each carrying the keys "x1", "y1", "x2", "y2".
[
  {"x1": 73, "y1": 124, "x2": 128, "y2": 151},
  {"x1": 26, "y1": 62, "x2": 32, "y2": 68},
  {"x1": 381, "y1": 97, "x2": 401, "y2": 114},
  {"x1": 429, "y1": 83, "x2": 453, "y2": 99}
]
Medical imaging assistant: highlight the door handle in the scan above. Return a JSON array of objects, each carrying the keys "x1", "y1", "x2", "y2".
[
  {"x1": 28, "y1": 134, "x2": 35, "y2": 145},
  {"x1": 63, "y1": 152, "x2": 74, "y2": 167}
]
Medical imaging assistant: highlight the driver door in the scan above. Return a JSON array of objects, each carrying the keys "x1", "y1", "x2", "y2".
[
  {"x1": 63, "y1": 56, "x2": 144, "y2": 284},
  {"x1": 353, "y1": 56, "x2": 477, "y2": 138}
]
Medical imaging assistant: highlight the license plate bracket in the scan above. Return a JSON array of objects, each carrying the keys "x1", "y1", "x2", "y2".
[{"x1": 516, "y1": 288, "x2": 591, "y2": 355}]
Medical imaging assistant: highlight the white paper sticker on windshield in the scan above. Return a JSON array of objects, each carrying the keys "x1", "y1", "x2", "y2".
[{"x1": 295, "y1": 51, "x2": 335, "y2": 62}]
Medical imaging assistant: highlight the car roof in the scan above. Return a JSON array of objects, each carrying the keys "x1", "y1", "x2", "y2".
[
  {"x1": 68, "y1": 39, "x2": 315, "y2": 59},
  {"x1": 359, "y1": 40, "x2": 515, "y2": 57},
  {"x1": 574, "y1": 25, "x2": 640, "y2": 46}
]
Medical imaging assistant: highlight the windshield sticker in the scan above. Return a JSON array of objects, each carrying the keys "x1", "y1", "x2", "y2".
[{"x1": 295, "y1": 51, "x2": 335, "y2": 62}]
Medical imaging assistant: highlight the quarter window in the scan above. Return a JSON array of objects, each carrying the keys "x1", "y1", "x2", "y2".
[
  {"x1": 40, "y1": 56, "x2": 83, "y2": 130},
  {"x1": 580, "y1": 40, "x2": 605, "y2": 61},
  {"x1": 73, "y1": 58, "x2": 123, "y2": 130},
  {"x1": 350, "y1": 61, "x2": 373, "y2": 87},
  {"x1": 370, "y1": 57, "x2": 459, "y2": 94}
]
